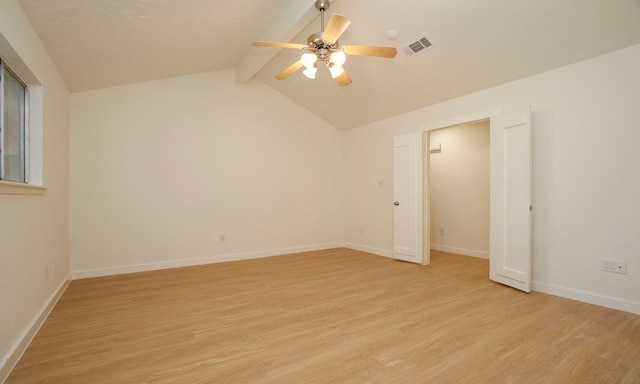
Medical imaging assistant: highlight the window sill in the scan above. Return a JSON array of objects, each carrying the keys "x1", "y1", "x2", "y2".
[{"x1": 0, "y1": 181, "x2": 46, "y2": 195}]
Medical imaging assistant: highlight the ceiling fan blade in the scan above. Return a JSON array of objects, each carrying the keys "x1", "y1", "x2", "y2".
[
  {"x1": 343, "y1": 45, "x2": 398, "y2": 58},
  {"x1": 336, "y1": 69, "x2": 352, "y2": 87},
  {"x1": 322, "y1": 14, "x2": 351, "y2": 44},
  {"x1": 252, "y1": 41, "x2": 307, "y2": 50},
  {"x1": 275, "y1": 60, "x2": 304, "y2": 80}
]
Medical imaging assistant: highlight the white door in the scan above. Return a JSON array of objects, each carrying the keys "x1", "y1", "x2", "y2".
[
  {"x1": 490, "y1": 106, "x2": 532, "y2": 292},
  {"x1": 393, "y1": 132, "x2": 423, "y2": 263}
]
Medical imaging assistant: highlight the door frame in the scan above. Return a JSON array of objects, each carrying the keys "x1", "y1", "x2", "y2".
[{"x1": 418, "y1": 109, "x2": 502, "y2": 265}]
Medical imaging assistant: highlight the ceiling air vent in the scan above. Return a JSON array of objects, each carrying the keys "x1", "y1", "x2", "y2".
[{"x1": 402, "y1": 36, "x2": 432, "y2": 58}]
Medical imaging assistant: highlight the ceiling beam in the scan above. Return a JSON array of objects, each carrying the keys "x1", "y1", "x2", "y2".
[{"x1": 234, "y1": 1, "x2": 322, "y2": 84}]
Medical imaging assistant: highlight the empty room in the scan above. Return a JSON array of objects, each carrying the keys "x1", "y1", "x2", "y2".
[{"x1": 1, "y1": 0, "x2": 639, "y2": 382}]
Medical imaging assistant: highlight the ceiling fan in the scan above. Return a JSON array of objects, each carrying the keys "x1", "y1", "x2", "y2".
[{"x1": 252, "y1": 0, "x2": 397, "y2": 86}]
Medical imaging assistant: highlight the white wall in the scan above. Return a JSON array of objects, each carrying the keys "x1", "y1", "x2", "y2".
[
  {"x1": 0, "y1": 0, "x2": 70, "y2": 378},
  {"x1": 429, "y1": 121, "x2": 490, "y2": 258},
  {"x1": 70, "y1": 70, "x2": 343, "y2": 277},
  {"x1": 344, "y1": 44, "x2": 640, "y2": 314}
]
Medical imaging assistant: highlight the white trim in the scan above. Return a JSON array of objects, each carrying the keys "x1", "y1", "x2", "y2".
[
  {"x1": 26, "y1": 85, "x2": 43, "y2": 186},
  {"x1": 0, "y1": 275, "x2": 71, "y2": 382},
  {"x1": 418, "y1": 108, "x2": 500, "y2": 267},
  {"x1": 0, "y1": 33, "x2": 44, "y2": 187},
  {"x1": 532, "y1": 281, "x2": 640, "y2": 316},
  {"x1": 419, "y1": 108, "x2": 502, "y2": 132},
  {"x1": 430, "y1": 244, "x2": 489, "y2": 259},
  {"x1": 343, "y1": 242, "x2": 393, "y2": 259},
  {"x1": 0, "y1": 180, "x2": 46, "y2": 195},
  {"x1": 72, "y1": 243, "x2": 343, "y2": 279}
]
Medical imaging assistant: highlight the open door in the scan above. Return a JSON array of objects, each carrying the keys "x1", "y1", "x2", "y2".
[
  {"x1": 490, "y1": 106, "x2": 532, "y2": 292},
  {"x1": 393, "y1": 132, "x2": 423, "y2": 264}
]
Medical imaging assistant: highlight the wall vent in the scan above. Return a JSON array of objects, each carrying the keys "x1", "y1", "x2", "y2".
[{"x1": 402, "y1": 36, "x2": 432, "y2": 58}]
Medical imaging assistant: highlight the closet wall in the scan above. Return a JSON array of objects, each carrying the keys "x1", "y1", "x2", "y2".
[{"x1": 429, "y1": 121, "x2": 490, "y2": 258}]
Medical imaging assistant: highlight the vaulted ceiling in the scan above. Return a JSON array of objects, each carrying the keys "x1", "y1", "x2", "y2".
[{"x1": 17, "y1": 0, "x2": 640, "y2": 130}]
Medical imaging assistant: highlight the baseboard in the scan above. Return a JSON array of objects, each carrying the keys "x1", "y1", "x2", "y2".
[
  {"x1": 532, "y1": 281, "x2": 640, "y2": 316},
  {"x1": 72, "y1": 243, "x2": 343, "y2": 279},
  {"x1": 0, "y1": 275, "x2": 71, "y2": 383},
  {"x1": 345, "y1": 244, "x2": 639, "y2": 316},
  {"x1": 343, "y1": 242, "x2": 393, "y2": 259},
  {"x1": 430, "y1": 244, "x2": 489, "y2": 259}
]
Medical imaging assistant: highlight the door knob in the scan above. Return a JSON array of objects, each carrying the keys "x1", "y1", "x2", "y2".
[{"x1": 394, "y1": 201, "x2": 400, "y2": 206}]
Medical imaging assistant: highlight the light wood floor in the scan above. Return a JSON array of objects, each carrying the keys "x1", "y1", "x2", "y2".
[{"x1": 8, "y1": 249, "x2": 640, "y2": 383}]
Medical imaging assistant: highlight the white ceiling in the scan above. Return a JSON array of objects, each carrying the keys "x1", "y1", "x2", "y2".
[{"x1": 17, "y1": 0, "x2": 640, "y2": 130}]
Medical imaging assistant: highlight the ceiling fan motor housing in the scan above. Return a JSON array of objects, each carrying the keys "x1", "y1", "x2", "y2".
[
  {"x1": 307, "y1": 32, "x2": 338, "y2": 53},
  {"x1": 307, "y1": 32, "x2": 324, "y2": 47}
]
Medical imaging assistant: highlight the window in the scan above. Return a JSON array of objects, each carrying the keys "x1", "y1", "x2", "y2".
[
  {"x1": 0, "y1": 31, "x2": 43, "y2": 195},
  {"x1": 0, "y1": 59, "x2": 27, "y2": 183}
]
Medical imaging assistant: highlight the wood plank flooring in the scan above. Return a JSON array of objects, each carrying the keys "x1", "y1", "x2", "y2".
[{"x1": 7, "y1": 248, "x2": 640, "y2": 383}]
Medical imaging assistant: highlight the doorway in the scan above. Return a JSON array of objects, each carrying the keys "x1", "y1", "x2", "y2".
[
  {"x1": 394, "y1": 107, "x2": 532, "y2": 292},
  {"x1": 426, "y1": 120, "x2": 490, "y2": 263}
]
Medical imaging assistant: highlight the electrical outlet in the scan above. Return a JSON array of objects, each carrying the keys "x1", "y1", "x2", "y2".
[
  {"x1": 614, "y1": 261, "x2": 627, "y2": 274},
  {"x1": 600, "y1": 258, "x2": 627, "y2": 274}
]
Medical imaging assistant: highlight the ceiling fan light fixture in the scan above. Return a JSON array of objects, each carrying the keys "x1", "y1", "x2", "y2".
[
  {"x1": 254, "y1": 1, "x2": 397, "y2": 85},
  {"x1": 301, "y1": 52, "x2": 318, "y2": 68},
  {"x1": 303, "y1": 65, "x2": 318, "y2": 79},
  {"x1": 328, "y1": 65, "x2": 344, "y2": 79},
  {"x1": 330, "y1": 51, "x2": 346, "y2": 67}
]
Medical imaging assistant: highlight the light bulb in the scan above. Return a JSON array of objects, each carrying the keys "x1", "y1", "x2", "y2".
[
  {"x1": 329, "y1": 65, "x2": 344, "y2": 79},
  {"x1": 301, "y1": 53, "x2": 318, "y2": 68},
  {"x1": 303, "y1": 66, "x2": 317, "y2": 79},
  {"x1": 331, "y1": 51, "x2": 346, "y2": 67}
]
